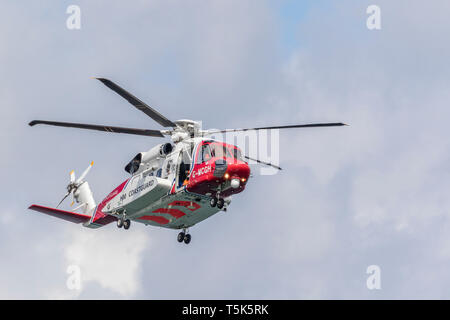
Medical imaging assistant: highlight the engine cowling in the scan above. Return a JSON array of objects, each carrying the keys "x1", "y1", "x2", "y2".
[{"x1": 124, "y1": 143, "x2": 173, "y2": 174}]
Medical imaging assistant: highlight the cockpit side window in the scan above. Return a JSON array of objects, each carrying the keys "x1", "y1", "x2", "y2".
[
  {"x1": 196, "y1": 144, "x2": 212, "y2": 164},
  {"x1": 203, "y1": 145, "x2": 212, "y2": 162}
]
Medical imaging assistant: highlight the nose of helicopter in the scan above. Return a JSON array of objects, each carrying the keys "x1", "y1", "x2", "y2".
[{"x1": 222, "y1": 161, "x2": 251, "y2": 187}]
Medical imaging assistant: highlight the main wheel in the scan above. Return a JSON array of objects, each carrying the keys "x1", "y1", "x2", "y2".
[
  {"x1": 117, "y1": 219, "x2": 123, "y2": 228},
  {"x1": 210, "y1": 197, "x2": 217, "y2": 207},
  {"x1": 217, "y1": 198, "x2": 225, "y2": 209},
  {"x1": 177, "y1": 232, "x2": 185, "y2": 243},
  {"x1": 184, "y1": 233, "x2": 191, "y2": 244},
  {"x1": 123, "y1": 219, "x2": 131, "y2": 230}
]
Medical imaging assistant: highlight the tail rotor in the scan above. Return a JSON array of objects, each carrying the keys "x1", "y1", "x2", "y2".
[{"x1": 56, "y1": 162, "x2": 95, "y2": 212}]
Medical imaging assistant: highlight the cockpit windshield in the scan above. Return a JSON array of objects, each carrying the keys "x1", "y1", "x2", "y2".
[
  {"x1": 210, "y1": 143, "x2": 232, "y2": 158},
  {"x1": 196, "y1": 142, "x2": 238, "y2": 163},
  {"x1": 231, "y1": 147, "x2": 244, "y2": 161}
]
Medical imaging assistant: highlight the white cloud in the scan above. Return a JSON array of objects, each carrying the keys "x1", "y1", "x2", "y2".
[{"x1": 63, "y1": 227, "x2": 150, "y2": 298}]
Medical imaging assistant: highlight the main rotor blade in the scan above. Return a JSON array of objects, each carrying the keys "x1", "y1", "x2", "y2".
[
  {"x1": 204, "y1": 122, "x2": 347, "y2": 134},
  {"x1": 244, "y1": 155, "x2": 282, "y2": 171},
  {"x1": 29, "y1": 120, "x2": 165, "y2": 137},
  {"x1": 94, "y1": 78, "x2": 177, "y2": 128}
]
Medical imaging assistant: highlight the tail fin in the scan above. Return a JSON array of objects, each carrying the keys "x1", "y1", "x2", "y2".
[
  {"x1": 28, "y1": 165, "x2": 118, "y2": 228},
  {"x1": 29, "y1": 180, "x2": 97, "y2": 225},
  {"x1": 72, "y1": 181, "x2": 96, "y2": 216}
]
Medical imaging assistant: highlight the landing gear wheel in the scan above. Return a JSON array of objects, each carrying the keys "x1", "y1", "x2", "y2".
[
  {"x1": 123, "y1": 219, "x2": 131, "y2": 230},
  {"x1": 117, "y1": 218, "x2": 123, "y2": 228},
  {"x1": 177, "y1": 232, "x2": 185, "y2": 243},
  {"x1": 210, "y1": 197, "x2": 217, "y2": 207},
  {"x1": 217, "y1": 198, "x2": 225, "y2": 209},
  {"x1": 184, "y1": 233, "x2": 191, "y2": 244}
]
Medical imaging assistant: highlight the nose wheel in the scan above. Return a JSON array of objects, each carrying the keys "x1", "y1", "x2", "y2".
[
  {"x1": 177, "y1": 229, "x2": 192, "y2": 244},
  {"x1": 217, "y1": 198, "x2": 225, "y2": 209},
  {"x1": 210, "y1": 196, "x2": 225, "y2": 209}
]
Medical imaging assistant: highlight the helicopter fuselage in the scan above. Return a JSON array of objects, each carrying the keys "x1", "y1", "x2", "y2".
[{"x1": 89, "y1": 137, "x2": 251, "y2": 230}]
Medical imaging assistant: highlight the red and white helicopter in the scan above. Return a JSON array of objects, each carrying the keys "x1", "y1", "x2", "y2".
[{"x1": 28, "y1": 78, "x2": 345, "y2": 244}]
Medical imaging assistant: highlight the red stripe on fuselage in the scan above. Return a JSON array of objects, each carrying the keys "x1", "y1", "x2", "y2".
[
  {"x1": 152, "y1": 208, "x2": 186, "y2": 218},
  {"x1": 92, "y1": 179, "x2": 129, "y2": 224},
  {"x1": 170, "y1": 181, "x2": 176, "y2": 194},
  {"x1": 138, "y1": 215, "x2": 169, "y2": 225}
]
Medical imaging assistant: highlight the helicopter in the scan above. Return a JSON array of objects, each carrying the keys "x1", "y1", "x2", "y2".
[{"x1": 28, "y1": 78, "x2": 346, "y2": 244}]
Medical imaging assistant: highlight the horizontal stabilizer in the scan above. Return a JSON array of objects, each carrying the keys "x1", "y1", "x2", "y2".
[{"x1": 28, "y1": 204, "x2": 91, "y2": 224}]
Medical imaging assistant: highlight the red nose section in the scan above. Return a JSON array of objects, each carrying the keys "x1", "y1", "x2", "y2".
[
  {"x1": 187, "y1": 159, "x2": 251, "y2": 197},
  {"x1": 225, "y1": 162, "x2": 251, "y2": 180}
]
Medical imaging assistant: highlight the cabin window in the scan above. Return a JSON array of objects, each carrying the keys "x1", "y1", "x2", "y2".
[
  {"x1": 178, "y1": 150, "x2": 192, "y2": 187},
  {"x1": 162, "y1": 160, "x2": 172, "y2": 178}
]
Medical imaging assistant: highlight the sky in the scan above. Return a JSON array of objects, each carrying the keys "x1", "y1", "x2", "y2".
[{"x1": 1, "y1": 0, "x2": 450, "y2": 299}]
